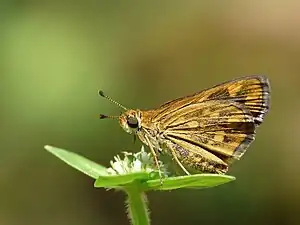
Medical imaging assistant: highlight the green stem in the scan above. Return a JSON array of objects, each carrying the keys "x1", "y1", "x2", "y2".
[{"x1": 124, "y1": 185, "x2": 150, "y2": 225}]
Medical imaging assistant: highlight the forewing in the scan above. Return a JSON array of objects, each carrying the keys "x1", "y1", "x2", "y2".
[
  {"x1": 163, "y1": 100, "x2": 256, "y2": 162},
  {"x1": 152, "y1": 75, "x2": 270, "y2": 126}
]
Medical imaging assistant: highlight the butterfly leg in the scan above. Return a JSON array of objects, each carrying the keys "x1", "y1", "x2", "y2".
[{"x1": 145, "y1": 135, "x2": 163, "y2": 185}]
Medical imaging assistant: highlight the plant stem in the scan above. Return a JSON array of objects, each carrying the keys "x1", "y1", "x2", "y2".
[{"x1": 124, "y1": 184, "x2": 150, "y2": 225}]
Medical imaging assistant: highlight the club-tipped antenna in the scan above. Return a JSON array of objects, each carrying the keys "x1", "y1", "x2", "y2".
[
  {"x1": 99, "y1": 114, "x2": 119, "y2": 120},
  {"x1": 98, "y1": 90, "x2": 128, "y2": 111}
]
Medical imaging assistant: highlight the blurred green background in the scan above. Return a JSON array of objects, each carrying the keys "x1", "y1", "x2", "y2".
[{"x1": 1, "y1": 1, "x2": 299, "y2": 225}]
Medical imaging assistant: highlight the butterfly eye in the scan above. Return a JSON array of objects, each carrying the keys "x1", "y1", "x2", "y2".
[{"x1": 127, "y1": 116, "x2": 139, "y2": 129}]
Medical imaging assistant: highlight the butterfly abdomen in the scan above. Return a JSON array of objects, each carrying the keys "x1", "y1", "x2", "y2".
[
  {"x1": 165, "y1": 140, "x2": 229, "y2": 174},
  {"x1": 178, "y1": 150, "x2": 229, "y2": 174}
]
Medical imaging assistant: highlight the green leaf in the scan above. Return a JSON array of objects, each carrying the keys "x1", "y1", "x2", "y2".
[
  {"x1": 94, "y1": 172, "x2": 154, "y2": 188},
  {"x1": 146, "y1": 174, "x2": 235, "y2": 191},
  {"x1": 45, "y1": 145, "x2": 108, "y2": 179},
  {"x1": 45, "y1": 145, "x2": 236, "y2": 191}
]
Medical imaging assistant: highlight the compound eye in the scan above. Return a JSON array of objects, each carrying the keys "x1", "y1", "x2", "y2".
[{"x1": 127, "y1": 116, "x2": 139, "y2": 129}]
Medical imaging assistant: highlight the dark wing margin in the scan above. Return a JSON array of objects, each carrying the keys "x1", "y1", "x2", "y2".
[{"x1": 201, "y1": 75, "x2": 270, "y2": 126}]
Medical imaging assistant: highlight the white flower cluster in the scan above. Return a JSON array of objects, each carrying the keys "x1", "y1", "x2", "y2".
[{"x1": 106, "y1": 146, "x2": 168, "y2": 176}]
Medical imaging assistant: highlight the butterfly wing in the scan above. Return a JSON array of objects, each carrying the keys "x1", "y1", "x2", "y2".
[
  {"x1": 161, "y1": 100, "x2": 255, "y2": 161},
  {"x1": 140, "y1": 75, "x2": 270, "y2": 174},
  {"x1": 152, "y1": 75, "x2": 270, "y2": 126}
]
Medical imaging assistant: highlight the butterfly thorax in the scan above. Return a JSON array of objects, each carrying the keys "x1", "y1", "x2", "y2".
[{"x1": 119, "y1": 109, "x2": 165, "y2": 150}]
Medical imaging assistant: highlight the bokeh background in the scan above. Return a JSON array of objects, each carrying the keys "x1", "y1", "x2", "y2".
[{"x1": 1, "y1": 1, "x2": 300, "y2": 225}]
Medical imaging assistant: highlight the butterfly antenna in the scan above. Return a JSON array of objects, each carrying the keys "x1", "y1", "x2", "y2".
[
  {"x1": 98, "y1": 90, "x2": 128, "y2": 111},
  {"x1": 99, "y1": 114, "x2": 119, "y2": 120}
]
